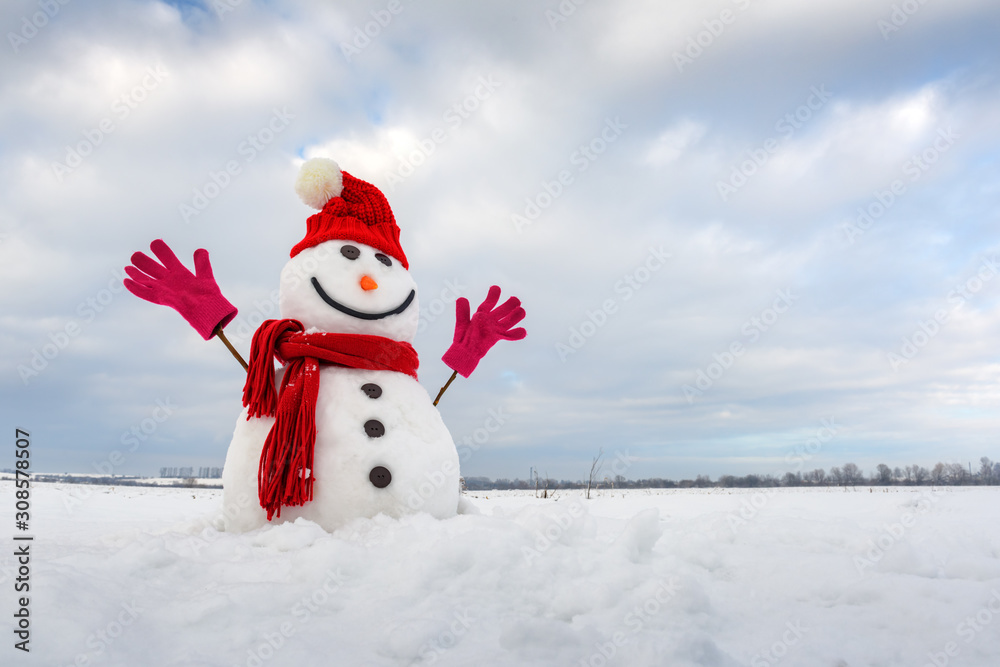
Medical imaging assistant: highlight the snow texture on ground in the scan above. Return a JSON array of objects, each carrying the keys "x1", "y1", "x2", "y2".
[{"x1": 2, "y1": 483, "x2": 1000, "y2": 667}]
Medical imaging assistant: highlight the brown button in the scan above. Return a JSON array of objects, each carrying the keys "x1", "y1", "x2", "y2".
[
  {"x1": 369, "y1": 466, "x2": 391, "y2": 488},
  {"x1": 364, "y1": 420, "x2": 385, "y2": 438},
  {"x1": 361, "y1": 383, "x2": 382, "y2": 399}
]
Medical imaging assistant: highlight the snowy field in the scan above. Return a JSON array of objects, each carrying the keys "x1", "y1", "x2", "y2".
[{"x1": 3, "y1": 482, "x2": 1000, "y2": 667}]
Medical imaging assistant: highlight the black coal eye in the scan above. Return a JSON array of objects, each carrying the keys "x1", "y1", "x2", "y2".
[
  {"x1": 341, "y1": 245, "x2": 360, "y2": 260},
  {"x1": 375, "y1": 253, "x2": 392, "y2": 267}
]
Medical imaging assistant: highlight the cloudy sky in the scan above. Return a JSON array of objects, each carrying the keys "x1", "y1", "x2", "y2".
[{"x1": 2, "y1": 0, "x2": 999, "y2": 482}]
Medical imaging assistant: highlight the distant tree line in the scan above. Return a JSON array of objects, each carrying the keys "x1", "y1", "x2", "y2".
[
  {"x1": 463, "y1": 457, "x2": 1000, "y2": 491},
  {"x1": 159, "y1": 466, "x2": 223, "y2": 479},
  {"x1": 0, "y1": 472, "x2": 221, "y2": 489}
]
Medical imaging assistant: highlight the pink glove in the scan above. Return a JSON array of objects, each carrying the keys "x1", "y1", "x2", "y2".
[
  {"x1": 124, "y1": 239, "x2": 237, "y2": 341},
  {"x1": 442, "y1": 285, "x2": 526, "y2": 378}
]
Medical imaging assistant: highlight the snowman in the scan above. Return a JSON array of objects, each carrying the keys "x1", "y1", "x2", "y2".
[{"x1": 123, "y1": 158, "x2": 526, "y2": 532}]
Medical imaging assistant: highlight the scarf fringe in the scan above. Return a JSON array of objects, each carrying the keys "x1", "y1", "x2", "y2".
[{"x1": 257, "y1": 358, "x2": 317, "y2": 519}]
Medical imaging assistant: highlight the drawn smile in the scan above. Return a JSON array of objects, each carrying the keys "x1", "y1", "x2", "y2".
[{"x1": 311, "y1": 277, "x2": 415, "y2": 320}]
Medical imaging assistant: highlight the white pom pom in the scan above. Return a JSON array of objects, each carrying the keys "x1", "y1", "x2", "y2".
[{"x1": 295, "y1": 158, "x2": 343, "y2": 209}]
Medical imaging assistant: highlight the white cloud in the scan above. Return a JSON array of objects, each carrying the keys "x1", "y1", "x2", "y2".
[{"x1": 2, "y1": 0, "x2": 999, "y2": 480}]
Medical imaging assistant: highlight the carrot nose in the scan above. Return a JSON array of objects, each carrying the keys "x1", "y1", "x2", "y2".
[{"x1": 360, "y1": 275, "x2": 379, "y2": 291}]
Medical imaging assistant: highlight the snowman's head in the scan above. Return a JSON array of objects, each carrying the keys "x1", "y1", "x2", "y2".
[
  {"x1": 279, "y1": 239, "x2": 419, "y2": 341},
  {"x1": 278, "y1": 158, "x2": 419, "y2": 342}
]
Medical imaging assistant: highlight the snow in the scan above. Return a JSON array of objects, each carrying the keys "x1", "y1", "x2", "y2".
[{"x1": 3, "y1": 483, "x2": 1000, "y2": 666}]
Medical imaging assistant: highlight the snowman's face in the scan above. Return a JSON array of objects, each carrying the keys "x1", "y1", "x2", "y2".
[{"x1": 279, "y1": 240, "x2": 419, "y2": 342}]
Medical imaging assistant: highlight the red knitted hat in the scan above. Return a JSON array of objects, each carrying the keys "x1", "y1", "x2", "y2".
[{"x1": 290, "y1": 158, "x2": 408, "y2": 269}]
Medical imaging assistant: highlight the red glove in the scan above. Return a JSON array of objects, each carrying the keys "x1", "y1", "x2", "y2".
[
  {"x1": 124, "y1": 239, "x2": 237, "y2": 341},
  {"x1": 442, "y1": 285, "x2": 526, "y2": 378}
]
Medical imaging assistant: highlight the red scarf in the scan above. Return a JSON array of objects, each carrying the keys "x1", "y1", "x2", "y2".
[{"x1": 242, "y1": 319, "x2": 419, "y2": 520}]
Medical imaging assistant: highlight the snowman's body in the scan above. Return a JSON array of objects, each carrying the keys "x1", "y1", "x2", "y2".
[
  {"x1": 222, "y1": 367, "x2": 459, "y2": 532},
  {"x1": 221, "y1": 227, "x2": 461, "y2": 532}
]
